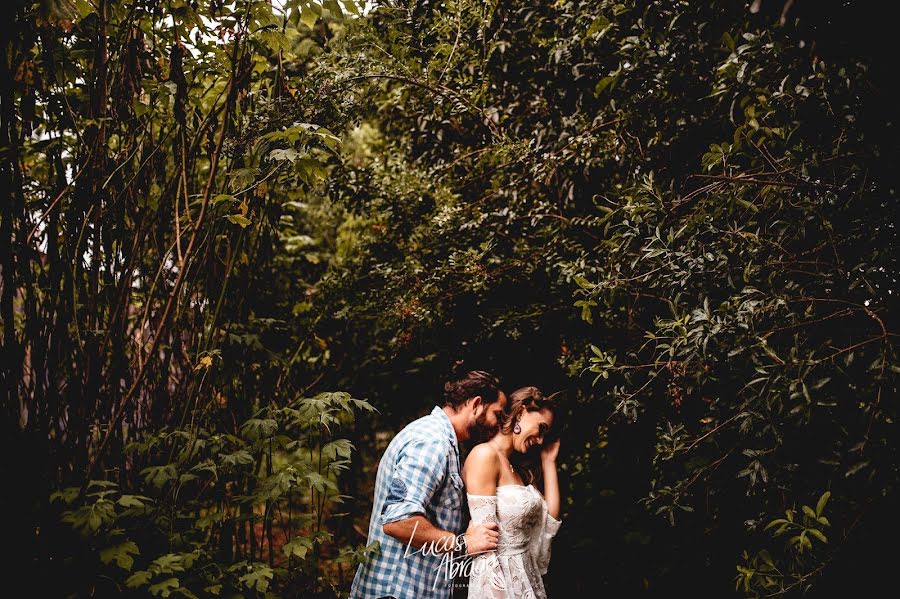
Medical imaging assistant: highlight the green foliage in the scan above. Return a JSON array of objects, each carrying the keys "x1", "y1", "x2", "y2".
[
  {"x1": 303, "y1": 0, "x2": 896, "y2": 595},
  {"x1": 736, "y1": 491, "x2": 833, "y2": 595},
  {"x1": 3, "y1": 0, "x2": 372, "y2": 595},
  {"x1": 3, "y1": 0, "x2": 896, "y2": 596},
  {"x1": 50, "y1": 392, "x2": 375, "y2": 597}
]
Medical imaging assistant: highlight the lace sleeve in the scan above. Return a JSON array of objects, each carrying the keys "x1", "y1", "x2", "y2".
[
  {"x1": 467, "y1": 493, "x2": 498, "y2": 525},
  {"x1": 528, "y1": 493, "x2": 562, "y2": 575},
  {"x1": 465, "y1": 494, "x2": 507, "y2": 599}
]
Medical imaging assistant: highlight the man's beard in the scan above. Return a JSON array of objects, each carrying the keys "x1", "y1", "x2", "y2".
[{"x1": 471, "y1": 411, "x2": 499, "y2": 443}]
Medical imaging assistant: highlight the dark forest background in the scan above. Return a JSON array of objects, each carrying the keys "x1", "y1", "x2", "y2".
[{"x1": 1, "y1": 0, "x2": 897, "y2": 597}]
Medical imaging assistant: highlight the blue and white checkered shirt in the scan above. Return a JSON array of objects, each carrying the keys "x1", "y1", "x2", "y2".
[{"x1": 351, "y1": 406, "x2": 464, "y2": 599}]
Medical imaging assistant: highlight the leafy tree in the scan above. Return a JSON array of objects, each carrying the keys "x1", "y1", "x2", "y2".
[{"x1": 305, "y1": 0, "x2": 897, "y2": 595}]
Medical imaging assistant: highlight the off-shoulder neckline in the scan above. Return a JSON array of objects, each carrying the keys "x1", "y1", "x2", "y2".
[{"x1": 466, "y1": 483, "x2": 533, "y2": 497}]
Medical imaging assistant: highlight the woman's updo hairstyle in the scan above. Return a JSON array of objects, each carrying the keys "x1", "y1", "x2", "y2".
[
  {"x1": 500, "y1": 386, "x2": 563, "y2": 486},
  {"x1": 499, "y1": 386, "x2": 561, "y2": 435}
]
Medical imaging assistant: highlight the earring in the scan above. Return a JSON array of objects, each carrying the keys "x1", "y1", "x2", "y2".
[{"x1": 513, "y1": 420, "x2": 521, "y2": 434}]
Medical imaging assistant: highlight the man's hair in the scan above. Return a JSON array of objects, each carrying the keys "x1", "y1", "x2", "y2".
[{"x1": 443, "y1": 370, "x2": 503, "y2": 410}]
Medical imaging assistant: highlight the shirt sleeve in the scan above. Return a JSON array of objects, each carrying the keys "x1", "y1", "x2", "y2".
[{"x1": 381, "y1": 436, "x2": 448, "y2": 525}]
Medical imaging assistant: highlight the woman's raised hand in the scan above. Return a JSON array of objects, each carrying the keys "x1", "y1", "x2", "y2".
[{"x1": 540, "y1": 438, "x2": 560, "y2": 463}]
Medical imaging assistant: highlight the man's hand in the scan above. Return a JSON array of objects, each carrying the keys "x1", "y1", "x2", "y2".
[{"x1": 464, "y1": 520, "x2": 499, "y2": 555}]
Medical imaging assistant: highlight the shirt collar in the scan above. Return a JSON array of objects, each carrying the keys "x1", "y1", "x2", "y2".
[{"x1": 431, "y1": 405, "x2": 460, "y2": 455}]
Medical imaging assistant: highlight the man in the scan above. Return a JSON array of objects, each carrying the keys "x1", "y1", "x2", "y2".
[{"x1": 351, "y1": 370, "x2": 508, "y2": 599}]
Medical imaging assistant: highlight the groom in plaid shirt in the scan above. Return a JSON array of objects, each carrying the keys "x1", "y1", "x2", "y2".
[{"x1": 351, "y1": 370, "x2": 508, "y2": 599}]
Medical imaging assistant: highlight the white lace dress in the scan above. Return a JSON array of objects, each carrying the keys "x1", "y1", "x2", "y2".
[{"x1": 466, "y1": 484, "x2": 562, "y2": 599}]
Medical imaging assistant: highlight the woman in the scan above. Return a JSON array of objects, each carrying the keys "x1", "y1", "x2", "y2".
[{"x1": 462, "y1": 387, "x2": 562, "y2": 599}]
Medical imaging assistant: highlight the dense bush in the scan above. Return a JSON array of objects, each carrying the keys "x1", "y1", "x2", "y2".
[
  {"x1": 311, "y1": 1, "x2": 898, "y2": 595},
  {"x1": 51, "y1": 393, "x2": 376, "y2": 597}
]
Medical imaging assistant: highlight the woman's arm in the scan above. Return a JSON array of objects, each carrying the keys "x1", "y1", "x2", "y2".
[
  {"x1": 464, "y1": 446, "x2": 509, "y2": 597},
  {"x1": 540, "y1": 439, "x2": 561, "y2": 519}
]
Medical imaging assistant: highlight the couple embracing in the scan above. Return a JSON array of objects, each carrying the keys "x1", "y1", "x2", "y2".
[{"x1": 351, "y1": 370, "x2": 563, "y2": 599}]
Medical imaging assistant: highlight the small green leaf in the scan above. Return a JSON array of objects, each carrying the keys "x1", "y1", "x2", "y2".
[
  {"x1": 845, "y1": 461, "x2": 869, "y2": 477},
  {"x1": 573, "y1": 275, "x2": 593, "y2": 289},
  {"x1": 239, "y1": 564, "x2": 274, "y2": 592},
  {"x1": 299, "y1": 2, "x2": 320, "y2": 28},
  {"x1": 226, "y1": 214, "x2": 252, "y2": 228},
  {"x1": 808, "y1": 528, "x2": 828, "y2": 544},
  {"x1": 213, "y1": 193, "x2": 237, "y2": 205},
  {"x1": 816, "y1": 491, "x2": 831, "y2": 516},
  {"x1": 268, "y1": 147, "x2": 300, "y2": 162},
  {"x1": 764, "y1": 518, "x2": 788, "y2": 531},
  {"x1": 148, "y1": 577, "x2": 180, "y2": 597},
  {"x1": 594, "y1": 75, "x2": 617, "y2": 97},
  {"x1": 283, "y1": 537, "x2": 313, "y2": 559},
  {"x1": 118, "y1": 495, "x2": 151, "y2": 508},
  {"x1": 100, "y1": 541, "x2": 140, "y2": 571},
  {"x1": 126, "y1": 570, "x2": 152, "y2": 588},
  {"x1": 586, "y1": 15, "x2": 610, "y2": 37}
]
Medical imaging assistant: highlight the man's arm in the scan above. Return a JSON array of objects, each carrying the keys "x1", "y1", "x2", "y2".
[
  {"x1": 383, "y1": 515, "x2": 457, "y2": 552},
  {"x1": 380, "y1": 437, "x2": 498, "y2": 555},
  {"x1": 383, "y1": 515, "x2": 499, "y2": 555}
]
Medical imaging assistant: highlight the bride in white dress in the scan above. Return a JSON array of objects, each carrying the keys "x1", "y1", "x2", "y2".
[{"x1": 462, "y1": 387, "x2": 562, "y2": 599}]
